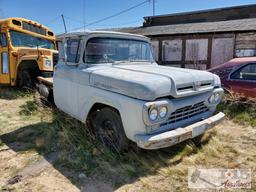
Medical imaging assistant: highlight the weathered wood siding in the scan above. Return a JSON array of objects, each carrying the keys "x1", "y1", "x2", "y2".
[
  {"x1": 162, "y1": 40, "x2": 182, "y2": 61},
  {"x1": 211, "y1": 37, "x2": 234, "y2": 67},
  {"x1": 151, "y1": 40, "x2": 159, "y2": 61},
  {"x1": 235, "y1": 33, "x2": 256, "y2": 57},
  {"x1": 150, "y1": 32, "x2": 256, "y2": 69}
]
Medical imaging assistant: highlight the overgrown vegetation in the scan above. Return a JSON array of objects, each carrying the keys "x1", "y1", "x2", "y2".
[
  {"x1": 19, "y1": 100, "x2": 38, "y2": 115},
  {"x1": 0, "y1": 90, "x2": 208, "y2": 187},
  {"x1": 218, "y1": 94, "x2": 256, "y2": 127},
  {"x1": 0, "y1": 87, "x2": 33, "y2": 100},
  {"x1": 31, "y1": 105, "x2": 202, "y2": 185},
  {"x1": 0, "y1": 88, "x2": 255, "y2": 191}
]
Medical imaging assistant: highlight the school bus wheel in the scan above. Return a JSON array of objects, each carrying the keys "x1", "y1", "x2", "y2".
[{"x1": 17, "y1": 70, "x2": 36, "y2": 88}]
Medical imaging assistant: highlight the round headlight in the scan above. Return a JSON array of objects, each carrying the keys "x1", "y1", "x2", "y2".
[
  {"x1": 209, "y1": 93, "x2": 221, "y2": 104},
  {"x1": 159, "y1": 106, "x2": 168, "y2": 118},
  {"x1": 214, "y1": 93, "x2": 221, "y2": 103},
  {"x1": 208, "y1": 94, "x2": 215, "y2": 104},
  {"x1": 149, "y1": 108, "x2": 158, "y2": 121}
]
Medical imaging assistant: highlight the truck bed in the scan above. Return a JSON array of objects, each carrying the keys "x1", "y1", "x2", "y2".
[{"x1": 37, "y1": 76, "x2": 53, "y2": 87}]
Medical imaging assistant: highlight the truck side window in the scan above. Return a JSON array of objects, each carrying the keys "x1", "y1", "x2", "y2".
[
  {"x1": 0, "y1": 33, "x2": 7, "y2": 47},
  {"x1": 57, "y1": 41, "x2": 65, "y2": 62},
  {"x1": 231, "y1": 63, "x2": 256, "y2": 81},
  {"x1": 66, "y1": 39, "x2": 81, "y2": 63}
]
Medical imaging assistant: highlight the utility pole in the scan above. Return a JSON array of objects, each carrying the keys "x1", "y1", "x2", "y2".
[
  {"x1": 83, "y1": 0, "x2": 86, "y2": 31},
  {"x1": 61, "y1": 14, "x2": 67, "y2": 33},
  {"x1": 153, "y1": 0, "x2": 155, "y2": 16}
]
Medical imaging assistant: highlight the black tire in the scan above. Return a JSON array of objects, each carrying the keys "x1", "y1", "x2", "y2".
[
  {"x1": 90, "y1": 107, "x2": 129, "y2": 152},
  {"x1": 17, "y1": 70, "x2": 35, "y2": 89}
]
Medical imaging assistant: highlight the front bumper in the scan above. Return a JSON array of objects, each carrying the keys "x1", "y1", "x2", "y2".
[
  {"x1": 135, "y1": 112, "x2": 225, "y2": 149},
  {"x1": 41, "y1": 71, "x2": 53, "y2": 78}
]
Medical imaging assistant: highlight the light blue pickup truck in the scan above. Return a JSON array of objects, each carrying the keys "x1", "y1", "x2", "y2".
[{"x1": 38, "y1": 31, "x2": 225, "y2": 152}]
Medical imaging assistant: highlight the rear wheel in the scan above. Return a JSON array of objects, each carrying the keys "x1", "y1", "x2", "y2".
[
  {"x1": 90, "y1": 107, "x2": 129, "y2": 152},
  {"x1": 17, "y1": 70, "x2": 36, "y2": 89}
]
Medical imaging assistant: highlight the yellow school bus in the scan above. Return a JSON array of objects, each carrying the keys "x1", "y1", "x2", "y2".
[{"x1": 0, "y1": 17, "x2": 58, "y2": 87}]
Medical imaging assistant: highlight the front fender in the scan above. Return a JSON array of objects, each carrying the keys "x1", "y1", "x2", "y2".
[
  {"x1": 77, "y1": 85, "x2": 147, "y2": 141},
  {"x1": 79, "y1": 90, "x2": 123, "y2": 123}
]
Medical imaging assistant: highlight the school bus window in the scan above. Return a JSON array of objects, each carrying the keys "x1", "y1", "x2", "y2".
[
  {"x1": 9, "y1": 30, "x2": 55, "y2": 50},
  {"x1": 12, "y1": 19, "x2": 22, "y2": 26},
  {"x1": 1, "y1": 52, "x2": 9, "y2": 74},
  {"x1": 48, "y1": 31, "x2": 54, "y2": 36},
  {"x1": 0, "y1": 33, "x2": 7, "y2": 47}
]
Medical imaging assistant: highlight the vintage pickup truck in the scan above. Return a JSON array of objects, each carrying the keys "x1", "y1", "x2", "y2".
[{"x1": 38, "y1": 31, "x2": 225, "y2": 152}]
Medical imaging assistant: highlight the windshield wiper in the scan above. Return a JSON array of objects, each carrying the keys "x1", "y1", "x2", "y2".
[
  {"x1": 113, "y1": 60, "x2": 131, "y2": 65},
  {"x1": 113, "y1": 60, "x2": 152, "y2": 64},
  {"x1": 129, "y1": 60, "x2": 150, "y2": 62}
]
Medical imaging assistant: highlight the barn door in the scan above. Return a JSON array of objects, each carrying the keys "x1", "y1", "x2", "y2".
[{"x1": 211, "y1": 38, "x2": 234, "y2": 67}]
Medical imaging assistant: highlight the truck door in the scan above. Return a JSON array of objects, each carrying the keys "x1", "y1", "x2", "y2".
[
  {"x1": 54, "y1": 37, "x2": 82, "y2": 117},
  {"x1": 0, "y1": 32, "x2": 10, "y2": 85}
]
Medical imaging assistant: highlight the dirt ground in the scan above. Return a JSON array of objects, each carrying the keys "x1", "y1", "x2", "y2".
[{"x1": 0, "y1": 88, "x2": 255, "y2": 192}]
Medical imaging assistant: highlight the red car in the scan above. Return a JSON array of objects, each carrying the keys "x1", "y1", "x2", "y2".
[{"x1": 209, "y1": 57, "x2": 256, "y2": 98}]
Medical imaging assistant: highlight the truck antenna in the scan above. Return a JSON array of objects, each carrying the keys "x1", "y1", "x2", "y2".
[{"x1": 61, "y1": 14, "x2": 67, "y2": 33}]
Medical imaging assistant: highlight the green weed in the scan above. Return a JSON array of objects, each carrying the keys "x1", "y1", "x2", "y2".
[
  {"x1": 19, "y1": 100, "x2": 38, "y2": 116},
  {"x1": 218, "y1": 100, "x2": 256, "y2": 127}
]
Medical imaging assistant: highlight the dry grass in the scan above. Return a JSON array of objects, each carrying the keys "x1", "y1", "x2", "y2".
[
  {"x1": 218, "y1": 92, "x2": 256, "y2": 127},
  {"x1": 0, "y1": 87, "x2": 255, "y2": 191}
]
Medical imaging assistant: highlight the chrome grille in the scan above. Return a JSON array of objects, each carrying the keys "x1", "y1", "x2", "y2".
[
  {"x1": 163, "y1": 101, "x2": 208, "y2": 125},
  {"x1": 177, "y1": 82, "x2": 212, "y2": 92}
]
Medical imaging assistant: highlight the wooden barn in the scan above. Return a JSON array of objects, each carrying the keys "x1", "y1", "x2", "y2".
[{"x1": 116, "y1": 4, "x2": 256, "y2": 69}]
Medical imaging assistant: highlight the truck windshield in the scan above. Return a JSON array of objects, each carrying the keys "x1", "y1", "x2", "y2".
[
  {"x1": 85, "y1": 38, "x2": 154, "y2": 64},
  {"x1": 9, "y1": 30, "x2": 55, "y2": 50}
]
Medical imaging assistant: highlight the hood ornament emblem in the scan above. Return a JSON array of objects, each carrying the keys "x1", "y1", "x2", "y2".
[{"x1": 194, "y1": 81, "x2": 201, "y2": 90}]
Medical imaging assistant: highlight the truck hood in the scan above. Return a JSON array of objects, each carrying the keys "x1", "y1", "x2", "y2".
[
  {"x1": 89, "y1": 64, "x2": 216, "y2": 101},
  {"x1": 16, "y1": 47, "x2": 58, "y2": 57}
]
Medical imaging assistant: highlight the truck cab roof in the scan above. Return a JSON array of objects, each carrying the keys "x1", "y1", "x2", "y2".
[{"x1": 56, "y1": 30, "x2": 150, "y2": 42}]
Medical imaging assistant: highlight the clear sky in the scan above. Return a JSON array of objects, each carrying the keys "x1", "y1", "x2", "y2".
[{"x1": 0, "y1": 0, "x2": 255, "y2": 34}]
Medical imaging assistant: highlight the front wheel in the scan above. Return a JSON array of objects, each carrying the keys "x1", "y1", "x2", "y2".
[
  {"x1": 17, "y1": 70, "x2": 35, "y2": 89},
  {"x1": 90, "y1": 107, "x2": 129, "y2": 152}
]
